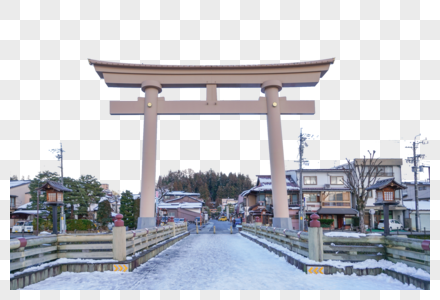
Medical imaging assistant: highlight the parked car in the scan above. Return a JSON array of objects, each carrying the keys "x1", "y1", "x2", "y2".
[
  {"x1": 12, "y1": 221, "x2": 33, "y2": 233},
  {"x1": 218, "y1": 216, "x2": 227, "y2": 221},
  {"x1": 378, "y1": 219, "x2": 403, "y2": 230}
]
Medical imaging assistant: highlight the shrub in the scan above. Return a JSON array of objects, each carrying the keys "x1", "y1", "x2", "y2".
[
  {"x1": 318, "y1": 219, "x2": 334, "y2": 226},
  {"x1": 66, "y1": 219, "x2": 93, "y2": 231},
  {"x1": 352, "y1": 217, "x2": 360, "y2": 226}
]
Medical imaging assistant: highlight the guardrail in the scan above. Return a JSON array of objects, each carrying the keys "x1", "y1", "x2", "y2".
[
  {"x1": 242, "y1": 220, "x2": 430, "y2": 273},
  {"x1": 10, "y1": 218, "x2": 188, "y2": 273}
]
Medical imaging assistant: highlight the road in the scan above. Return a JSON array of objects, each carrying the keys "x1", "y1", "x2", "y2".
[
  {"x1": 188, "y1": 219, "x2": 239, "y2": 234},
  {"x1": 22, "y1": 230, "x2": 418, "y2": 290}
]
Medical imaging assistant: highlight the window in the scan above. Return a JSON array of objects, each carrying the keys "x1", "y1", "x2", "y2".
[
  {"x1": 47, "y1": 193, "x2": 56, "y2": 202},
  {"x1": 418, "y1": 186, "x2": 426, "y2": 191},
  {"x1": 265, "y1": 194, "x2": 272, "y2": 205},
  {"x1": 330, "y1": 176, "x2": 343, "y2": 185},
  {"x1": 57, "y1": 193, "x2": 63, "y2": 201},
  {"x1": 289, "y1": 194, "x2": 298, "y2": 205},
  {"x1": 328, "y1": 192, "x2": 343, "y2": 201},
  {"x1": 304, "y1": 194, "x2": 318, "y2": 202},
  {"x1": 378, "y1": 166, "x2": 393, "y2": 177},
  {"x1": 304, "y1": 176, "x2": 317, "y2": 185},
  {"x1": 384, "y1": 191, "x2": 393, "y2": 201},
  {"x1": 367, "y1": 191, "x2": 373, "y2": 198},
  {"x1": 168, "y1": 211, "x2": 175, "y2": 217},
  {"x1": 10, "y1": 196, "x2": 16, "y2": 208}
]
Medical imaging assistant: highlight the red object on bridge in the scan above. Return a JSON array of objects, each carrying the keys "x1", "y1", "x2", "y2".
[
  {"x1": 255, "y1": 216, "x2": 261, "y2": 222},
  {"x1": 168, "y1": 216, "x2": 174, "y2": 222},
  {"x1": 18, "y1": 238, "x2": 27, "y2": 248},
  {"x1": 115, "y1": 214, "x2": 124, "y2": 227},
  {"x1": 309, "y1": 213, "x2": 321, "y2": 228},
  {"x1": 421, "y1": 240, "x2": 430, "y2": 251}
]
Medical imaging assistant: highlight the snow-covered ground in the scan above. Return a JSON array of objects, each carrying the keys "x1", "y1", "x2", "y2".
[
  {"x1": 324, "y1": 232, "x2": 382, "y2": 238},
  {"x1": 22, "y1": 234, "x2": 419, "y2": 290}
]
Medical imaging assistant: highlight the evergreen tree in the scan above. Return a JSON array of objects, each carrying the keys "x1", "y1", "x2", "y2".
[
  {"x1": 63, "y1": 177, "x2": 85, "y2": 219},
  {"x1": 120, "y1": 190, "x2": 135, "y2": 228},
  {"x1": 28, "y1": 171, "x2": 61, "y2": 223},
  {"x1": 97, "y1": 200, "x2": 113, "y2": 227},
  {"x1": 10, "y1": 175, "x2": 18, "y2": 181},
  {"x1": 77, "y1": 175, "x2": 105, "y2": 219}
]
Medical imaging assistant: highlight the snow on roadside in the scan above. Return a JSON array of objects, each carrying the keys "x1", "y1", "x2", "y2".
[
  {"x1": 240, "y1": 231, "x2": 430, "y2": 281},
  {"x1": 10, "y1": 258, "x2": 118, "y2": 279},
  {"x1": 324, "y1": 232, "x2": 382, "y2": 238}
]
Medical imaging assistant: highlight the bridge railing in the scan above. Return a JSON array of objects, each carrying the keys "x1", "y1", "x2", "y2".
[
  {"x1": 242, "y1": 222, "x2": 430, "y2": 273},
  {"x1": 242, "y1": 223, "x2": 309, "y2": 257},
  {"x1": 10, "y1": 221, "x2": 189, "y2": 273}
]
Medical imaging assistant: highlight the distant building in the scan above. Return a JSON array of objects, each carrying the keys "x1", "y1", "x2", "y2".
[
  {"x1": 157, "y1": 191, "x2": 205, "y2": 221},
  {"x1": 10, "y1": 180, "x2": 31, "y2": 227},
  {"x1": 402, "y1": 181, "x2": 430, "y2": 231}
]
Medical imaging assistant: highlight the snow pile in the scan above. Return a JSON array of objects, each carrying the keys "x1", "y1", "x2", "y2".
[
  {"x1": 330, "y1": 243, "x2": 336, "y2": 246},
  {"x1": 324, "y1": 232, "x2": 383, "y2": 238},
  {"x1": 241, "y1": 231, "x2": 430, "y2": 281},
  {"x1": 11, "y1": 258, "x2": 118, "y2": 278}
]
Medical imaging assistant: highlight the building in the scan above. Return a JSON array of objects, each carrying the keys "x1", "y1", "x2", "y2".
[
  {"x1": 157, "y1": 191, "x2": 205, "y2": 221},
  {"x1": 10, "y1": 180, "x2": 32, "y2": 226},
  {"x1": 239, "y1": 175, "x2": 299, "y2": 227},
  {"x1": 402, "y1": 181, "x2": 430, "y2": 231},
  {"x1": 287, "y1": 169, "x2": 357, "y2": 230}
]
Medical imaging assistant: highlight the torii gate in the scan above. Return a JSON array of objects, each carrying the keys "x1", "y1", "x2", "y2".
[{"x1": 89, "y1": 58, "x2": 335, "y2": 229}]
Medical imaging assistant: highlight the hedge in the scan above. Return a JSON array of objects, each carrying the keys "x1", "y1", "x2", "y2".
[
  {"x1": 66, "y1": 219, "x2": 94, "y2": 231},
  {"x1": 318, "y1": 219, "x2": 334, "y2": 226}
]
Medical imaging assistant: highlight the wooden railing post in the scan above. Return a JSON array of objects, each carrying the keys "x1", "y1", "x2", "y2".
[
  {"x1": 308, "y1": 213, "x2": 323, "y2": 262},
  {"x1": 112, "y1": 214, "x2": 126, "y2": 261},
  {"x1": 17, "y1": 238, "x2": 27, "y2": 271}
]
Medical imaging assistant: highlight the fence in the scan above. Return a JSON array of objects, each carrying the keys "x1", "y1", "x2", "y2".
[
  {"x1": 10, "y1": 221, "x2": 188, "y2": 273},
  {"x1": 242, "y1": 223, "x2": 430, "y2": 273}
]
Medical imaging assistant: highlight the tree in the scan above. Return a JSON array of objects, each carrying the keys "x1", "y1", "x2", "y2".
[
  {"x1": 341, "y1": 151, "x2": 382, "y2": 233},
  {"x1": 63, "y1": 177, "x2": 85, "y2": 219},
  {"x1": 97, "y1": 200, "x2": 113, "y2": 227},
  {"x1": 77, "y1": 175, "x2": 105, "y2": 220},
  {"x1": 29, "y1": 171, "x2": 60, "y2": 209},
  {"x1": 10, "y1": 175, "x2": 18, "y2": 181},
  {"x1": 120, "y1": 190, "x2": 136, "y2": 228}
]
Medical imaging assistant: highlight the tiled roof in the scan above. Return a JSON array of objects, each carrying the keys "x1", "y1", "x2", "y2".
[
  {"x1": 366, "y1": 178, "x2": 407, "y2": 191},
  {"x1": 37, "y1": 180, "x2": 72, "y2": 192}
]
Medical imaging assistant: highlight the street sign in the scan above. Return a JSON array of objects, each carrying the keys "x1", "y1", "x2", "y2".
[
  {"x1": 307, "y1": 266, "x2": 324, "y2": 274},
  {"x1": 113, "y1": 264, "x2": 128, "y2": 272}
]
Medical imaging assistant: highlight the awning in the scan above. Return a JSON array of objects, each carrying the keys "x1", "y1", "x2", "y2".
[{"x1": 317, "y1": 208, "x2": 359, "y2": 215}]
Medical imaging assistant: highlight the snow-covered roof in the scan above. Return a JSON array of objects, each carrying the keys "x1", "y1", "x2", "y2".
[
  {"x1": 11, "y1": 210, "x2": 49, "y2": 215},
  {"x1": 10, "y1": 180, "x2": 31, "y2": 188},
  {"x1": 157, "y1": 202, "x2": 202, "y2": 209},
  {"x1": 164, "y1": 191, "x2": 200, "y2": 197},
  {"x1": 403, "y1": 200, "x2": 430, "y2": 211},
  {"x1": 16, "y1": 202, "x2": 32, "y2": 210}
]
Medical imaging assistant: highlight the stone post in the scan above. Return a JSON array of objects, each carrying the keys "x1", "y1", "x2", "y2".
[
  {"x1": 138, "y1": 80, "x2": 162, "y2": 229},
  {"x1": 262, "y1": 80, "x2": 292, "y2": 230},
  {"x1": 308, "y1": 213, "x2": 323, "y2": 262},
  {"x1": 113, "y1": 214, "x2": 126, "y2": 261}
]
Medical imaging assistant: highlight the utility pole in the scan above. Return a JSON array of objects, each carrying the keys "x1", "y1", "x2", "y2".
[
  {"x1": 50, "y1": 143, "x2": 66, "y2": 233},
  {"x1": 295, "y1": 128, "x2": 310, "y2": 231},
  {"x1": 405, "y1": 135, "x2": 428, "y2": 232}
]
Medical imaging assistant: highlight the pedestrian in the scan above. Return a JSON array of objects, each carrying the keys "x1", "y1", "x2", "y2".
[{"x1": 232, "y1": 217, "x2": 236, "y2": 228}]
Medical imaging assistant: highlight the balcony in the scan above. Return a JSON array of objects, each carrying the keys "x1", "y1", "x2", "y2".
[{"x1": 321, "y1": 201, "x2": 351, "y2": 208}]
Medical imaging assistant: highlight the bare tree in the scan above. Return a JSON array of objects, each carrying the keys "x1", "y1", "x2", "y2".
[
  {"x1": 341, "y1": 151, "x2": 382, "y2": 233},
  {"x1": 156, "y1": 176, "x2": 173, "y2": 203}
]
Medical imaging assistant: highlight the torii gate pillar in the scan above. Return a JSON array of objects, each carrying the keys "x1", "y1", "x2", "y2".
[
  {"x1": 138, "y1": 80, "x2": 162, "y2": 229},
  {"x1": 263, "y1": 80, "x2": 291, "y2": 229}
]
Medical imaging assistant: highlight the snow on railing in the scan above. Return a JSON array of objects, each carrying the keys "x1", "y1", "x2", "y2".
[
  {"x1": 242, "y1": 223, "x2": 430, "y2": 273},
  {"x1": 10, "y1": 222, "x2": 189, "y2": 273}
]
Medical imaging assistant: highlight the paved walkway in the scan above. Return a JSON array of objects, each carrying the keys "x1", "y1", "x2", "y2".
[{"x1": 23, "y1": 233, "x2": 418, "y2": 290}]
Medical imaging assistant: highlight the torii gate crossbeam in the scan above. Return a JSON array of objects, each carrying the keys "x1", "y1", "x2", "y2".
[{"x1": 89, "y1": 58, "x2": 335, "y2": 230}]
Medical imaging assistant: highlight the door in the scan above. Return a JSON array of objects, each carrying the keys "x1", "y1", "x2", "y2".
[{"x1": 337, "y1": 215, "x2": 343, "y2": 228}]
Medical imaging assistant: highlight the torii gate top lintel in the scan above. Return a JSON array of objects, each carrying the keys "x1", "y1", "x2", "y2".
[
  {"x1": 89, "y1": 58, "x2": 335, "y2": 116},
  {"x1": 88, "y1": 58, "x2": 335, "y2": 89}
]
